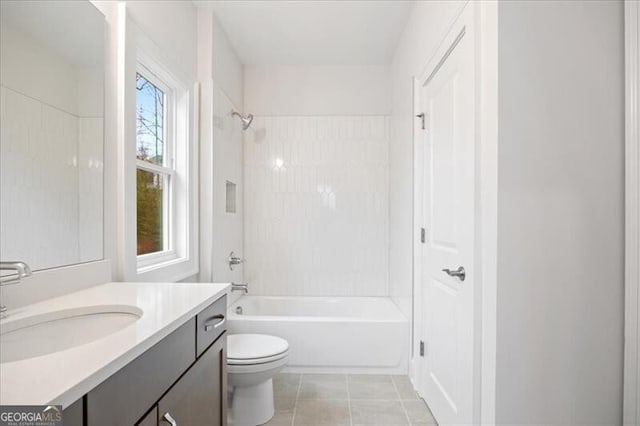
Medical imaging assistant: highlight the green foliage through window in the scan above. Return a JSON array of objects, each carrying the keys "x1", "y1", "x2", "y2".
[
  {"x1": 136, "y1": 170, "x2": 164, "y2": 255},
  {"x1": 136, "y1": 72, "x2": 167, "y2": 256}
]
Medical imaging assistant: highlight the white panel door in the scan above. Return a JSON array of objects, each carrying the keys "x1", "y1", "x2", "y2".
[{"x1": 416, "y1": 22, "x2": 475, "y2": 425}]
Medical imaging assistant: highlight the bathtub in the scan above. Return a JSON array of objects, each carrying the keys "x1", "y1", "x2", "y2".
[{"x1": 227, "y1": 296, "x2": 409, "y2": 374}]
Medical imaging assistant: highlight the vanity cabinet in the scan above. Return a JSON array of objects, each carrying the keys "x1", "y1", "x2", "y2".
[
  {"x1": 138, "y1": 407, "x2": 158, "y2": 426},
  {"x1": 62, "y1": 398, "x2": 84, "y2": 426},
  {"x1": 157, "y1": 335, "x2": 227, "y2": 425},
  {"x1": 82, "y1": 295, "x2": 227, "y2": 426}
]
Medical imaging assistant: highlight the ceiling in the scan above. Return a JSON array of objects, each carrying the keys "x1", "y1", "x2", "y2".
[
  {"x1": 202, "y1": 0, "x2": 413, "y2": 65},
  {"x1": 1, "y1": 0, "x2": 104, "y2": 67}
]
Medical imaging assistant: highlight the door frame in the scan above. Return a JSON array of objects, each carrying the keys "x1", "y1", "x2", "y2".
[
  {"x1": 624, "y1": 1, "x2": 640, "y2": 424},
  {"x1": 411, "y1": 2, "x2": 499, "y2": 424}
]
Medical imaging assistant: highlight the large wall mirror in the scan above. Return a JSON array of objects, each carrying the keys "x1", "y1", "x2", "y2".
[{"x1": 0, "y1": 1, "x2": 105, "y2": 271}]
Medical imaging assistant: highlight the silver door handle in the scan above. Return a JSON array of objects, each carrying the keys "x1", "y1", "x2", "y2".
[
  {"x1": 163, "y1": 412, "x2": 177, "y2": 426},
  {"x1": 204, "y1": 314, "x2": 226, "y2": 331},
  {"x1": 442, "y1": 266, "x2": 466, "y2": 281}
]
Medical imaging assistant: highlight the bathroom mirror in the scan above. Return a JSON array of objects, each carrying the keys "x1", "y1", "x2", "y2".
[{"x1": 0, "y1": 1, "x2": 105, "y2": 271}]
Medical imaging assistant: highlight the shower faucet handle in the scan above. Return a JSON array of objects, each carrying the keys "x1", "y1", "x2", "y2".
[{"x1": 228, "y1": 251, "x2": 244, "y2": 271}]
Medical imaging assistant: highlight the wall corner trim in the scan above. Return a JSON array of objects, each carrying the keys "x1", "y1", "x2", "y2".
[{"x1": 624, "y1": 1, "x2": 640, "y2": 424}]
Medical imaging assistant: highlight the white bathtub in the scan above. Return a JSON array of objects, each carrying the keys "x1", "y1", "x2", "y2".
[{"x1": 227, "y1": 296, "x2": 409, "y2": 374}]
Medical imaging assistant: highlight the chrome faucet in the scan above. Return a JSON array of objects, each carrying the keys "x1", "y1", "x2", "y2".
[
  {"x1": 231, "y1": 282, "x2": 249, "y2": 294},
  {"x1": 228, "y1": 251, "x2": 244, "y2": 271},
  {"x1": 0, "y1": 261, "x2": 32, "y2": 317}
]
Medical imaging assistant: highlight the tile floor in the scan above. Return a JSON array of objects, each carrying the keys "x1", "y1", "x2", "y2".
[{"x1": 266, "y1": 373, "x2": 438, "y2": 426}]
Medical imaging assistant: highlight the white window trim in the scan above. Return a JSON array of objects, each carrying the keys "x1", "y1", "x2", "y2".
[{"x1": 120, "y1": 16, "x2": 198, "y2": 282}]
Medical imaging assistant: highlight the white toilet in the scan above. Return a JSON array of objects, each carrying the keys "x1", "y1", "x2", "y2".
[{"x1": 227, "y1": 334, "x2": 289, "y2": 426}]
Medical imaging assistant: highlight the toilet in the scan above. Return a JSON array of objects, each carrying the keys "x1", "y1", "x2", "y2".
[{"x1": 227, "y1": 334, "x2": 289, "y2": 426}]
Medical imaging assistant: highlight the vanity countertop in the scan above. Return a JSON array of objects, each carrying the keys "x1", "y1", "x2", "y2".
[{"x1": 0, "y1": 281, "x2": 230, "y2": 407}]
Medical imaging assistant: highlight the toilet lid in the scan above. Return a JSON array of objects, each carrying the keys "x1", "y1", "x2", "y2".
[{"x1": 227, "y1": 334, "x2": 289, "y2": 361}]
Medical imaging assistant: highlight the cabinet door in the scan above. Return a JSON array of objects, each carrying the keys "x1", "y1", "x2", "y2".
[
  {"x1": 63, "y1": 398, "x2": 83, "y2": 426},
  {"x1": 137, "y1": 406, "x2": 158, "y2": 426},
  {"x1": 158, "y1": 333, "x2": 227, "y2": 426}
]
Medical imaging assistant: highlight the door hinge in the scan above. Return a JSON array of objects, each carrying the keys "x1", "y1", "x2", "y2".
[
  {"x1": 420, "y1": 228, "x2": 426, "y2": 244},
  {"x1": 419, "y1": 341, "x2": 425, "y2": 357},
  {"x1": 416, "y1": 113, "x2": 425, "y2": 130}
]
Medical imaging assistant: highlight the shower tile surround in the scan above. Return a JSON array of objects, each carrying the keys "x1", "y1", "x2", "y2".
[
  {"x1": 244, "y1": 115, "x2": 389, "y2": 296},
  {"x1": 0, "y1": 20, "x2": 104, "y2": 270},
  {"x1": 0, "y1": 86, "x2": 103, "y2": 268}
]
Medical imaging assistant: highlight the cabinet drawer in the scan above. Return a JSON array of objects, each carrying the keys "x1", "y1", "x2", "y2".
[
  {"x1": 196, "y1": 295, "x2": 227, "y2": 357},
  {"x1": 86, "y1": 319, "x2": 196, "y2": 426},
  {"x1": 158, "y1": 333, "x2": 227, "y2": 426}
]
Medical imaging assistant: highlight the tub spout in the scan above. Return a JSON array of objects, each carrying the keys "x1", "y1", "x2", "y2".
[{"x1": 231, "y1": 282, "x2": 249, "y2": 294}]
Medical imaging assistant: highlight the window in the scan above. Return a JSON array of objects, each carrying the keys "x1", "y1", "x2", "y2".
[
  {"x1": 129, "y1": 43, "x2": 198, "y2": 281},
  {"x1": 135, "y1": 70, "x2": 174, "y2": 260}
]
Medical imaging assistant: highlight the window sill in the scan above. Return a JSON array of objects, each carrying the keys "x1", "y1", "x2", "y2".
[{"x1": 135, "y1": 255, "x2": 198, "y2": 283}]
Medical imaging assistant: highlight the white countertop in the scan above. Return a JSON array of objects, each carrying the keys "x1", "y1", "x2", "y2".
[{"x1": 0, "y1": 281, "x2": 230, "y2": 407}]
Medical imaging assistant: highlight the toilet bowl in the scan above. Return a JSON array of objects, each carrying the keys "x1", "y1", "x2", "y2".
[{"x1": 227, "y1": 334, "x2": 289, "y2": 426}]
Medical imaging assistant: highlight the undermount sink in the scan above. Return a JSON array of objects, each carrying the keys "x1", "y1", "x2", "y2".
[{"x1": 0, "y1": 305, "x2": 143, "y2": 363}]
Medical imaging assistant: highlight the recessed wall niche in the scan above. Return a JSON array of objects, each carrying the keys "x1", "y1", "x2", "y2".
[{"x1": 225, "y1": 181, "x2": 237, "y2": 213}]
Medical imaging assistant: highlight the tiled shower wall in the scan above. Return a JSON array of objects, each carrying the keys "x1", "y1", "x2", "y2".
[
  {"x1": 244, "y1": 115, "x2": 389, "y2": 296},
  {"x1": 1, "y1": 21, "x2": 104, "y2": 271},
  {"x1": 0, "y1": 86, "x2": 103, "y2": 270}
]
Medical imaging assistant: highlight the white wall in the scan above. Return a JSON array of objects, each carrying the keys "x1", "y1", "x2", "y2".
[
  {"x1": 391, "y1": 2, "x2": 624, "y2": 423},
  {"x1": 125, "y1": 1, "x2": 197, "y2": 82},
  {"x1": 212, "y1": 14, "x2": 243, "y2": 110},
  {"x1": 197, "y1": 8, "x2": 245, "y2": 300},
  {"x1": 243, "y1": 66, "x2": 390, "y2": 297},
  {"x1": 624, "y1": 2, "x2": 640, "y2": 422},
  {"x1": 495, "y1": 1, "x2": 625, "y2": 423},
  {"x1": 0, "y1": 22, "x2": 79, "y2": 115},
  {"x1": 244, "y1": 65, "x2": 389, "y2": 116},
  {"x1": 389, "y1": 0, "x2": 465, "y2": 317}
]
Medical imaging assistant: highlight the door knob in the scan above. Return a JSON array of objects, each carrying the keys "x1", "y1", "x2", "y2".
[{"x1": 442, "y1": 266, "x2": 466, "y2": 281}]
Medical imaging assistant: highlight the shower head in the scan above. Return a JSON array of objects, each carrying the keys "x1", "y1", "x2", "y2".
[{"x1": 231, "y1": 110, "x2": 254, "y2": 130}]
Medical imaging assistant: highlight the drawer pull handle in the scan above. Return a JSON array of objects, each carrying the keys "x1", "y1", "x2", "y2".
[
  {"x1": 204, "y1": 314, "x2": 225, "y2": 331},
  {"x1": 163, "y1": 412, "x2": 177, "y2": 426}
]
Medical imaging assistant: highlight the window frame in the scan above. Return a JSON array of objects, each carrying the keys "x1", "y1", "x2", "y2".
[
  {"x1": 135, "y1": 65, "x2": 176, "y2": 267},
  {"x1": 122, "y1": 25, "x2": 198, "y2": 282}
]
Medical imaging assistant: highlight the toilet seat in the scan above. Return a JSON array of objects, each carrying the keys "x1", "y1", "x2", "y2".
[
  {"x1": 227, "y1": 354, "x2": 289, "y2": 375},
  {"x1": 227, "y1": 334, "x2": 289, "y2": 366},
  {"x1": 228, "y1": 350, "x2": 289, "y2": 366}
]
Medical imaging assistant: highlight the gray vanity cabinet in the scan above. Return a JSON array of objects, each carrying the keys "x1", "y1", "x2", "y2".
[
  {"x1": 87, "y1": 319, "x2": 196, "y2": 425},
  {"x1": 157, "y1": 335, "x2": 227, "y2": 425},
  {"x1": 62, "y1": 398, "x2": 84, "y2": 426},
  {"x1": 82, "y1": 295, "x2": 227, "y2": 426},
  {"x1": 138, "y1": 407, "x2": 158, "y2": 426}
]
